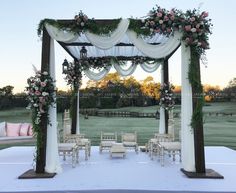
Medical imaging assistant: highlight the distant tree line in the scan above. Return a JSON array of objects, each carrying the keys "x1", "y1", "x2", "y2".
[{"x1": 0, "y1": 74, "x2": 236, "y2": 111}]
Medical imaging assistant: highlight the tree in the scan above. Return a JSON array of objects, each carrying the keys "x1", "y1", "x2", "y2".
[
  {"x1": 203, "y1": 84, "x2": 221, "y2": 102},
  {"x1": 140, "y1": 76, "x2": 161, "y2": 100},
  {"x1": 223, "y1": 78, "x2": 236, "y2": 101}
]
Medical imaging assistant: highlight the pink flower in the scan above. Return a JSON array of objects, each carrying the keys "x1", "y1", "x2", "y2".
[
  {"x1": 164, "y1": 16, "x2": 169, "y2": 21},
  {"x1": 39, "y1": 97, "x2": 46, "y2": 104},
  {"x1": 155, "y1": 28, "x2": 161, "y2": 33},
  {"x1": 150, "y1": 21, "x2": 155, "y2": 26},
  {"x1": 184, "y1": 25, "x2": 191, "y2": 31},
  {"x1": 35, "y1": 90, "x2": 41, "y2": 96},
  {"x1": 167, "y1": 28, "x2": 172, "y2": 33},
  {"x1": 170, "y1": 15, "x2": 175, "y2": 21},
  {"x1": 40, "y1": 82, "x2": 46, "y2": 87},
  {"x1": 190, "y1": 17, "x2": 195, "y2": 22},
  {"x1": 196, "y1": 23, "x2": 201, "y2": 28},
  {"x1": 156, "y1": 12, "x2": 163, "y2": 17},
  {"x1": 201, "y1": 11, "x2": 209, "y2": 18}
]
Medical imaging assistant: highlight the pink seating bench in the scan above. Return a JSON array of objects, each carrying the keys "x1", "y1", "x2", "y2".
[{"x1": 0, "y1": 122, "x2": 35, "y2": 144}]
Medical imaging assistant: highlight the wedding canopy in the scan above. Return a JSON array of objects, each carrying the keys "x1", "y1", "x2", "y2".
[{"x1": 27, "y1": 5, "x2": 219, "y2": 179}]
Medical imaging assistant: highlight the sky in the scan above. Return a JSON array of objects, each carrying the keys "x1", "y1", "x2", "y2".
[{"x1": 0, "y1": 0, "x2": 236, "y2": 93}]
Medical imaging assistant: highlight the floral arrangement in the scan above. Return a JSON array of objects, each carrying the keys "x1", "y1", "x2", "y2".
[
  {"x1": 74, "y1": 10, "x2": 89, "y2": 27},
  {"x1": 26, "y1": 71, "x2": 55, "y2": 125},
  {"x1": 63, "y1": 61, "x2": 83, "y2": 89},
  {"x1": 159, "y1": 83, "x2": 175, "y2": 110},
  {"x1": 145, "y1": 5, "x2": 212, "y2": 55}
]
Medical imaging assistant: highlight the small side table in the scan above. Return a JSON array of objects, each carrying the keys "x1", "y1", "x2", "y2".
[{"x1": 110, "y1": 143, "x2": 126, "y2": 158}]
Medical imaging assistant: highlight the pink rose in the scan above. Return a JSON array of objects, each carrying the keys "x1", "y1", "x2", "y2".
[
  {"x1": 155, "y1": 28, "x2": 161, "y2": 33},
  {"x1": 190, "y1": 17, "x2": 195, "y2": 22},
  {"x1": 40, "y1": 82, "x2": 46, "y2": 87},
  {"x1": 167, "y1": 28, "x2": 172, "y2": 33},
  {"x1": 164, "y1": 16, "x2": 169, "y2": 21},
  {"x1": 35, "y1": 91, "x2": 41, "y2": 96},
  {"x1": 196, "y1": 23, "x2": 201, "y2": 28},
  {"x1": 170, "y1": 15, "x2": 175, "y2": 21},
  {"x1": 156, "y1": 12, "x2": 163, "y2": 17},
  {"x1": 184, "y1": 25, "x2": 191, "y2": 31},
  {"x1": 150, "y1": 21, "x2": 155, "y2": 26},
  {"x1": 201, "y1": 11, "x2": 209, "y2": 18}
]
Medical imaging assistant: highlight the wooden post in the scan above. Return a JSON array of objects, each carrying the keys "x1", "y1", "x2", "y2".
[
  {"x1": 71, "y1": 87, "x2": 78, "y2": 134},
  {"x1": 163, "y1": 59, "x2": 169, "y2": 134},
  {"x1": 36, "y1": 27, "x2": 51, "y2": 173},
  {"x1": 190, "y1": 48, "x2": 206, "y2": 173}
]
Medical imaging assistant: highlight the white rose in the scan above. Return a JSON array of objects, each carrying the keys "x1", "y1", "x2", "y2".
[
  {"x1": 43, "y1": 71, "x2": 48, "y2": 75},
  {"x1": 159, "y1": 20, "x2": 163, "y2": 24},
  {"x1": 191, "y1": 28, "x2": 196, "y2": 33},
  {"x1": 42, "y1": 92, "x2": 48, "y2": 96}
]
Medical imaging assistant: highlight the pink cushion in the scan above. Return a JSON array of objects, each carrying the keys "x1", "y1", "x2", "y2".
[
  {"x1": 28, "y1": 125, "x2": 33, "y2": 136},
  {"x1": 6, "y1": 123, "x2": 21, "y2": 137},
  {"x1": 20, "y1": 123, "x2": 30, "y2": 136}
]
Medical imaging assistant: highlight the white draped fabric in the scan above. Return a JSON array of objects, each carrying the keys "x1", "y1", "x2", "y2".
[
  {"x1": 45, "y1": 19, "x2": 180, "y2": 59},
  {"x1": 181, "y1": 43, "x2": 195, "y2": 172},
  {"x1": 159, "y1": 63, "x2": 165, "y2": 134},
  {"x1": 85, "y1": 19, "x2": 130, "y2": 50},
  {"x1": 113, "y1": 62, "x2": 138, "y2": 77},
  {"x1": 84, "y1": 66, "x2": 112, "y2": 81},
  {"x1": 126, "y1": 30, "x2": 181, "y2": 59},
  {"x1": 45, "y1": 39, "x2": 62, "y2": 173},
  {"x1": 140, "y1": 62, "x2": 161, "y2": 73},
  {"x1": 45, "y1": 24, "x2": 78, "y2": 43}
]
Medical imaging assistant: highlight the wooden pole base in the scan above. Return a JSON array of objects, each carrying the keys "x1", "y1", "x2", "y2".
[
  {"x1": 181, "y1": 168, "x2": 224, "y2": 179},
  {"x1": 18, "y1": 169, "x2": 56, "y2": 179}
]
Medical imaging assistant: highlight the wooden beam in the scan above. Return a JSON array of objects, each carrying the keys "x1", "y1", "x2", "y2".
[
  {"x1": 37, "y1": 27, "x2": 51, "y2": 174},
  {"x1": 190, "y1": 48, "x2": 206, "y2": 173},
  {"x1": 163, "y1": 59, "x2": 169, "y2": 134}
]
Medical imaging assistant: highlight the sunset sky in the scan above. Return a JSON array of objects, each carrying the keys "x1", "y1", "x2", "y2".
[{"x1": 0, "y1": 0, "x2": 235, "y2": 93}]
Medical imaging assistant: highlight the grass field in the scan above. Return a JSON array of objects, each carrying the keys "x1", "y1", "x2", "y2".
[{"x1": 0, "y1": 102, "x2": 236, "y2": 150}]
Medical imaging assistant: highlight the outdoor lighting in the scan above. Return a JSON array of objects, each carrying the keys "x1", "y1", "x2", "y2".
[
  {"x1": 80, "y1": 46, "x2": 87, "y2": 59},
  {"x1": 62, "y1": 59, "x2": 69, "y2": 73}
]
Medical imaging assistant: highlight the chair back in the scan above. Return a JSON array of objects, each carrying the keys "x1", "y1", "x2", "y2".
[
  {"x1": 101, "y1": 132, "x2": 117, "y2": 141},
  {"x1": 121, "y1": 132, "x2": 137, "y2": 143}
]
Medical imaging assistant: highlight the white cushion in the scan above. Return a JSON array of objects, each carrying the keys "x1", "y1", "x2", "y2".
[{"x1": 0, "y1": 122, "x2": 6, "y2": 137}]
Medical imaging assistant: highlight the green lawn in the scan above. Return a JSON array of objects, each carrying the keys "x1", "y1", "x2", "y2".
[{"x1": 1, "y1": 102, "x2": 236, "y2": 149}]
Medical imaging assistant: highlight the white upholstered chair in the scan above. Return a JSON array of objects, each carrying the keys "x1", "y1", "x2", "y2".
[
  {"x1": 121, "y1": 131, "x2": 138, "y2": 153},
  {"x1": 99, "y1": 132, "x2": 117, "y2": 153}
]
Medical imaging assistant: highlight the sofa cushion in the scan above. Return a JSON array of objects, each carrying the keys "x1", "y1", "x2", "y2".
[
  {"x1": 6, "y1": 123, "x2": 21, "y2": 137},
  {"x1": 0, "y1": 122, "x2": 6, "y2": 137},
  {"x1": 20, "y1": 123, "x2": 30, "y2": 136},
  {"x1": 28, "y1": 125, "x2": 33, "y2": 136}
]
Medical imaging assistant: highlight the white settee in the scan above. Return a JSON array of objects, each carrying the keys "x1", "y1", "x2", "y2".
[{"x1": 0, "y1": 122, "x2": 34, "y2": 144}]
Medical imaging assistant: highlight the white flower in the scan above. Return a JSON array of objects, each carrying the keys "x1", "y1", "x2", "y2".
[
  {"x1": 42, "y1": 92, "x2": 48, "y2": 96},
  {"x1": 159, "y1": 20, "x2": 163, "y2": 24},
  {"x1": 33, "y1": 103, "x2": 38, "y2": 107},
  {"x1": 42, "y1": 71, "x2": 48, "y2": 75},
  {"x1": 191, "y1": 28, "x2": 197, "y2": 33},
  {"x1": 81, "y1": 22, "x2": 85, "y2": 27}
]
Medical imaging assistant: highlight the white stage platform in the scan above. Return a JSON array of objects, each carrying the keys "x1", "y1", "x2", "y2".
[{"x1": 0, "y1": 146, "x2": 236, "y2": 193}]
